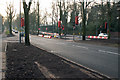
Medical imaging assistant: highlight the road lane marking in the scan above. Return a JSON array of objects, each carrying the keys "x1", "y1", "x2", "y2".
[
  {"x1": 98, "y1": 50, "x2": 119, "y2": 55},
  {"x1": 56, "y1": 43, "x2": 65, "y2": 45},
  {"x1": 72, "y1": 45, "x2": 88, "y2": 49},
  {"x1": 76, "y1": 46, "x2": 88, "y2": 49},
  {"x1": 72, "y1": 45, "x2": 75, "y2": 46}
]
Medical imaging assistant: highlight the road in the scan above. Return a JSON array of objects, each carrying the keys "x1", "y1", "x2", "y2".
[{"x1": 30, "y1": 35, "x2": 119, "y2": 78}]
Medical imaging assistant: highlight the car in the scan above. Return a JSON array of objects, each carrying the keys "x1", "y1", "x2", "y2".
[
  {"x1": 12, "y1": 29, "x2": 15, "y2": 32},
  {"x1": 98, "y1": 33, "x2": 108, "y2": 37},
  {"x1": 15, "y1": 30, "x2": 18, "y2": 33}
]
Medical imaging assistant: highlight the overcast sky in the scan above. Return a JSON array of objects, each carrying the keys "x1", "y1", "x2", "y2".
[{"x1": 0, "y1": 0, "x2": 56, "y2": 17}]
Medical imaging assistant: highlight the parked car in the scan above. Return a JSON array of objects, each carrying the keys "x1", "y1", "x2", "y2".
[
  {"x1": 98, "y1": 33, "x2": 108, "y2": 37},
  {"x1": 15, "y1": 30, "x2": 18, "y2": 33},
  {"x1": 12, "y1": 29, "x2": 15, "y2": 32}
]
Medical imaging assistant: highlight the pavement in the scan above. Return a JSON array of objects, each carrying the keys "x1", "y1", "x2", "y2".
[
  {"x1": 30, "y1": 35, "x2": 119, "y2": 78},
  {"x1": 0, "y1": 34, "x2": 2, "y2": 80},
  {"x1": 0, "y1": 32, "x2": 19, "y2": 79}
]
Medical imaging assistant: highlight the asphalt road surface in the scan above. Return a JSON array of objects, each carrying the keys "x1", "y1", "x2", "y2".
[{"x1": 30, "y1": 35, "x2": 119, "y2": 78}]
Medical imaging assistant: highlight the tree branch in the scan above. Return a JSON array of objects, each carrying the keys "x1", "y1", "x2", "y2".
[{"x1": 28, "y1": 0, "x2": 32, "y2": 11}]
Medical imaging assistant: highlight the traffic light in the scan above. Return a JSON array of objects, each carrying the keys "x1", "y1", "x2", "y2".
[
  {"x1": 21, "y1": 18, "x2": 24, "y2": 27},
  {"x1": 75, "y1": 16, "x2": 78, "y2": 25},
  {"x1": 58, "y1": 21, "x2": 61, "y2": 28}
]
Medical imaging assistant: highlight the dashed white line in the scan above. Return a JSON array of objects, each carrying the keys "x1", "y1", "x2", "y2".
[
  {"x1": 72, "y1": 45, "x2": 88, "y2": 49},
  {"x1": 56, "y1": 43, "x2": 65, "y2": 45},
  {"x1": 76, "y1": 46, "x2": 89, "y2": 49},
  {"x1": 98, "y1": 50, "x2": 119, "y2": 55}
]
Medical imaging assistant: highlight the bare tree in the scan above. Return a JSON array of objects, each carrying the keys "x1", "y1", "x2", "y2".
[
  {"x1": 23, "y1": 0, "x2": 32, "y2": 46},
  {"x1": 6, "y1": 2, "x2": 16, "y2": 35},
  {"x1": 79, "y1": 0, "x2": 93, "y2": 40}
]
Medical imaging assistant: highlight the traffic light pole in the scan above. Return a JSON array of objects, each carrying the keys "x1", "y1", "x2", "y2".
[
  {"x1": 73, "y1": 0, "x2": 76, "y2": 41},
  {"x1": 19, "y1": 0, "x2": 21, "y2": 43},
  {"x1": 59, "y1": 0, "x2": 62, "y2": 39},
  {"x1": 73, "y1": 25, "x2": 75, "y2": 41}
]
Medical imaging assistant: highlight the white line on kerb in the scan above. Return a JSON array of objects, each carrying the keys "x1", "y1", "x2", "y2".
[{"x1": 99, "y1": 50, "x2": 119, "y2": 55}]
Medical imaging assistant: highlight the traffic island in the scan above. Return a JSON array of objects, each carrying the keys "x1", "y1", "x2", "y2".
[{"x1": 5, "y1": 42, "x2": 110, "y2": 79}]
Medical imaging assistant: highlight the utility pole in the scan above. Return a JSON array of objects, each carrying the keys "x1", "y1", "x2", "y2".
[
  {"x1": 33, "y1": 1, "x2": 36, "y2": 34},
  {"x1": 19, "y1": 0, "x2": 21, "y2": 43},
  {"x1": 59, "y1": 0, "x2": 62, "y2": 38},
  {"x1": 37, "y1": 0, "x2": 39, "y2": 35},
  {"x1": 73, "y1": 0, "x2": 76, "y2": 40}
]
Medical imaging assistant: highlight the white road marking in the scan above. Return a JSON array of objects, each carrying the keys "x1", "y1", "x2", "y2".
[
  {"x1": 98, "y1": 50, "x2": 119, "y2": 55},
  {"x1": 72, "y1": 45, "x2": 75, "y2": 46},
  {"x1": 56, "y1": 43, "x2": 65, "y2": 45},
  {"x1": 72, "y1": 45, "x2": 88, "y2": 49},
  {"x1": 76, "y1": 46, "x2": 89, "y2": 49}
]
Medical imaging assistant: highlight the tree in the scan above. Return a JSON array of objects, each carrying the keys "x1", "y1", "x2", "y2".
[
  {"x1": 61, "y1": 0, "x2": 70, "y2": 35},
  {"x1": 6, "y1": 2, "x2": 16, "y2": 35},
  {"x1": 106, "y1": 0, "x2": 112, "y2": 39},
  {"x1": 13, "y1": 13, "x2": 24, "y2": 31},
  {"x1": 23, "y1": 0, "x2": 32, "y2": 46},
  {"x1": 37, "y1": 0, "x2": 40, "y2": 35}
]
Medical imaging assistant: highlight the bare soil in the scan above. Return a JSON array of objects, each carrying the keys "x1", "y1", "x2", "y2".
[{"x1": 5, "y1": 42, "x2": 94, "y2": 79}]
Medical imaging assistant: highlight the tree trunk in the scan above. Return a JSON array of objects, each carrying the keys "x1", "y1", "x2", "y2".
[
  {"x1": 25, "y1": 12, "x2": 30, "y2": 46},
  {"x1": 9, "y1": 10, "x2": 12, "y2": 35},
  {"x1": 23, "y1": 1, "x2": 32, "y2": 46},
  {"x1": 82, "y1": 2, "x2": 86, "y2": 40}
]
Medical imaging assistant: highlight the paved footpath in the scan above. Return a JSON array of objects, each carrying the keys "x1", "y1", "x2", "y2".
[
  {"x1": 0, "y1": 33, "x2": 19, "y2": 79},
  {"x1": 0, "y1": 34, "x2": 2, "y2": 80}
]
